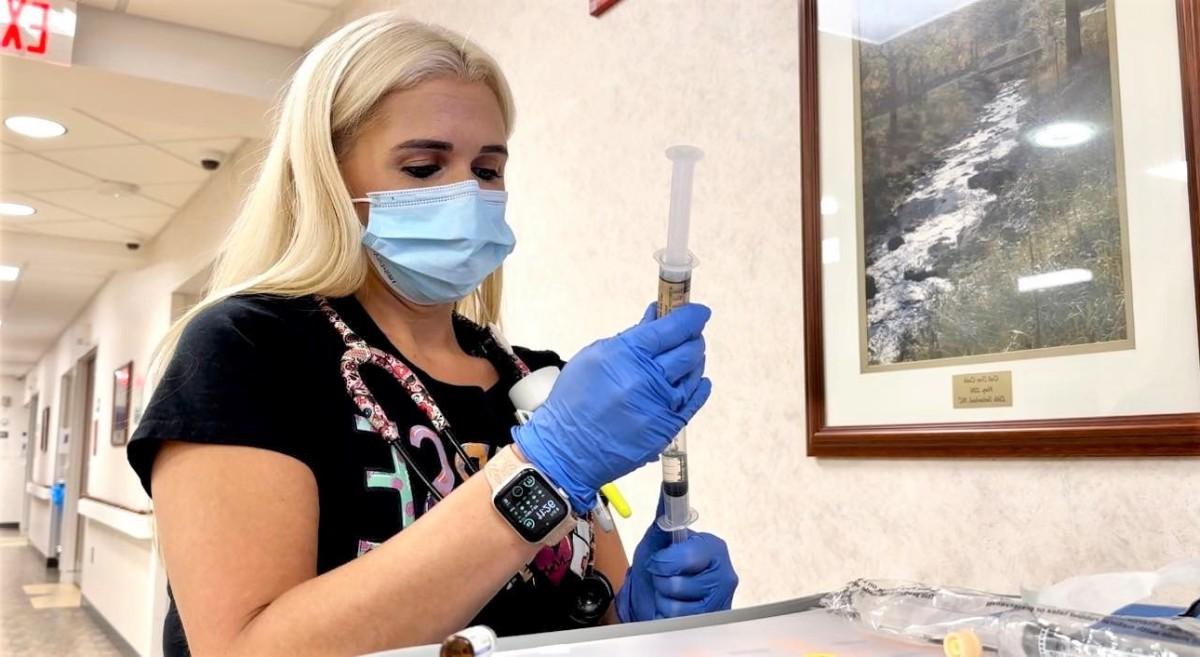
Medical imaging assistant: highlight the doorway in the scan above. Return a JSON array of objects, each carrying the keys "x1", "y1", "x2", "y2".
[
  {"x1": 20, "y1": 393, "x2": 38, "y2": 533},
  {"x1": 60, "y1": 349, "x2": 96, "y2": 584}
]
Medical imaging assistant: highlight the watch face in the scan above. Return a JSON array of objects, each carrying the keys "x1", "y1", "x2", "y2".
[{"x1": 494, "y1": 469, "x2": 569, "y2": 542}]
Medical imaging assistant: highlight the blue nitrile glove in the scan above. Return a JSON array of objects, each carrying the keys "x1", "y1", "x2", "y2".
[
  {"x1": 513, "y1": 303, "x2": 712, "y2": 514},
  {"x1": 615, "y1": 495, "x2": 738, "y2": 622}
]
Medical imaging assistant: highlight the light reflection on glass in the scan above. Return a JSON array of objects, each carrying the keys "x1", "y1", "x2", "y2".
[{"x1": 1018, "y1": 268, "x2": 1093, "y2": 292}]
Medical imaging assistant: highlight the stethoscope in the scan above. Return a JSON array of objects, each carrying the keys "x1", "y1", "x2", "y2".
[{"x1": 317, "y1": 298, "x2": 613, "y2": 626}]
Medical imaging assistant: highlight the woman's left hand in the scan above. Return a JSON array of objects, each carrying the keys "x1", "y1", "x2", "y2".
[{"x1": 614, "y1": 497, "x2": 738, "y2": 622}]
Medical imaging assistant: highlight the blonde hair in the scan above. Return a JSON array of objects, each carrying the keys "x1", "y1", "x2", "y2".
[{"x1": 156, "y1": 13, "x2": 514, "y2": 373}]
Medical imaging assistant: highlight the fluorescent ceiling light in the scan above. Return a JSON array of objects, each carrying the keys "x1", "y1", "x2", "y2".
[
  {"x1": 1148, "y1": 160, "x2": 1188, "y2": 182},
  {"x1": 1018, "y1": 268, "x2": 1093, "y2": 292},
  {"x1": 0, "y1": 265, "x2": 20, "y2": 282},
  {"x1": 1030, "y1": 122, "x2": 1096, "y2": 149},
  {"x1": 4, "y1": 115, "x2": 67, "y2": 139},
  {"x1": 0, "y1": 202, "x2": 36, "y2": 216}
]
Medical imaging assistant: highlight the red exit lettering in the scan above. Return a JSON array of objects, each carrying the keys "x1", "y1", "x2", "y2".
[{"x1": 3, "y1": 0, "x2": 52, "y2": 55}]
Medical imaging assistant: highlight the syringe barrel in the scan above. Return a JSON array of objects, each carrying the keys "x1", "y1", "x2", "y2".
[{"x1": 663, "y1": 145, "x2": 704, "y2": 268}]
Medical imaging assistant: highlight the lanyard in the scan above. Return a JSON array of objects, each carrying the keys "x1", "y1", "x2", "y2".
[{"x1": 318, "y1": 297, "x2": 530, "y2": 502}]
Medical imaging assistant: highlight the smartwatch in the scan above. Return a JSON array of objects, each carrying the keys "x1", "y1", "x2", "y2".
[{"x1": 484, "y1": 446, "x2": 576, "y2": 547}]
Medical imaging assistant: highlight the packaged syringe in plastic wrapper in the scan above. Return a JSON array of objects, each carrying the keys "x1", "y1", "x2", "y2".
[{"x1": 821, "y1": 579, "x2": 1200, "y2": 657}]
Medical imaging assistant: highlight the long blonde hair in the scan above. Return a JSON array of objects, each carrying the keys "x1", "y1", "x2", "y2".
[{"x1": 156, "y1": 14, "x2": 515, "y2": 373}]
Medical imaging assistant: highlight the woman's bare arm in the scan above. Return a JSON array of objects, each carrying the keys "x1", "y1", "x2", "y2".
[{"x1": 152, "y1": 442, "x2": 540, "y2": 657}]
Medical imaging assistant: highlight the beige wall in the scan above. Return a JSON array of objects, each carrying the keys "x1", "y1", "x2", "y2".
[{"x1": 341, "y1": 0, "x2": 1200, "y2": 605}]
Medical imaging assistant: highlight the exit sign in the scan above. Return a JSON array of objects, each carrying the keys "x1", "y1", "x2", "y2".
[{"x1": 1, "y1": 0, "x2": 76, "y2": 66}]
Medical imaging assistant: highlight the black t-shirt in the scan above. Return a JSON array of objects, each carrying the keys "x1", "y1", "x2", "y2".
[{"x1": 128, "y1": 294, "x2": 596, "y2": 657}]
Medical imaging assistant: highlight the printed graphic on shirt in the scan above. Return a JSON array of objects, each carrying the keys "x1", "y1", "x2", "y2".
[{"x1": 364, "y1": 442, "x2": 417, "y2": 530}]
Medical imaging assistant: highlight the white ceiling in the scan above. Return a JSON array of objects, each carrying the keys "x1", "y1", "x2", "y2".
[
  {"x1": 0, "y1": 0, "x2": 351, "y2": 376},
  {"x1": 79, "y1": 0, "x2": 346, "y2": 48},
  {"x1": 1, "y1": 103, "x2": 244, "y2": 244}
]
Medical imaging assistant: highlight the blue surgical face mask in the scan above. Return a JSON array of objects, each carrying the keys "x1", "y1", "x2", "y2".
[{"x1": 353, "y1": 180, "x2": 516, "y2": 306}]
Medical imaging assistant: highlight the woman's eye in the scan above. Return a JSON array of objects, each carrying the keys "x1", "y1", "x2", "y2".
[
  {"x1": 473, "y1": 167, "x2": 502, "y2": 182},
  {"x1": 402, "y1": 164, "x2": 440, "y2": 179}
]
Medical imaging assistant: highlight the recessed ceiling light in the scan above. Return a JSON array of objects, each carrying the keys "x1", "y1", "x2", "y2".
[
  {"x1": 0, "y1": 202, "x2": 36, "y2": 216},
  {"x1": 4, "y1": 115, "x2": 67, "y2": 139},
  {"x1": 1029, "y1": 122, "x2": 1096, "y2": 149},
  {"x1": 1018, "y1": 268, "x2": 1093, "y2": 292},
  {"x1": 0, "y1": 265, "x2": 20, "y2": 282}
]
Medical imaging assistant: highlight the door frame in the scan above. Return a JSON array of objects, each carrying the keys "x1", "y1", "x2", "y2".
[
  {"x1": 59, "y1": 348, "x2": 97, "y2": 584},
  {"x1": 20, "y1": 392, "x2": 38, "y2": 534}
]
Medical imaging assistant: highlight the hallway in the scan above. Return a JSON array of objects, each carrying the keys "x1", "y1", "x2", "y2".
[{"x1": 0, "y1": 528, "x2": 137, "y2": 657}]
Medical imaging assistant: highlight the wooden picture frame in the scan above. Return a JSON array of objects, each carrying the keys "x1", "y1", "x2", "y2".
[
  {"x1": 110, "y1": 362, "x2": 133, "y2": 447},
  {"x1": 590, "y1": 0, "x2": 622, "y2": 18},
  {"x1": 800, "y1": 0, "x2": 1200, "y2": 456}
]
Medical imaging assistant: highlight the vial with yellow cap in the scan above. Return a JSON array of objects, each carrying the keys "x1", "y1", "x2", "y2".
[{"x1": 440, "y1": 625, "x2": 497, "y2": 657}]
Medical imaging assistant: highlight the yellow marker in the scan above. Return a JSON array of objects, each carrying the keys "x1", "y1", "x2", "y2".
[
  {"x1": 600, "y1": 483, "x2": 632, "y2": 518},
  {"x1": 944, "y1": 630, "x2": 983, "y2": 657}
]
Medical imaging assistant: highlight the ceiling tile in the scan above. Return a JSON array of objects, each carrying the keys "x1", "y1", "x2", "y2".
[
  {"x1": 0, "y1": 142, "x2": 17, "y2": 152},
  {"x1": 154, "y1": 138, "x2": 245, "y2": 169},
  {"x1": 107, "y1": 215, "x2": 172, "y2": 237},
  {"x1": 27, "y1": 188, "x2": 175, "y2": 218},
  {"x1": 0, "y1": 105, "x2": 139, "y2": 152},
  {"x1": 138, "y1": 182, "x2": 200, "y2": 208},
  {"x1": 0, "y1": 152, "x2": 97, "y2": 191},
  {"x1": 0, "y1": 192, "x2": 87, "y2": 223},
  {"x1": 38, "y1": 145, "x2": 207, "y2": 185},
  {"x1": 80, "y1": 107, "x2": 235, "y2": 142},
  {"x1": 125, "y1": 0, "x2": 332, "y2": 48},
  {"x1": 25, "y1": 219, "x2": 141, "y2": 243},
  {"x1": 287, "y1": 0, "x2": 344, "y2": 8}
]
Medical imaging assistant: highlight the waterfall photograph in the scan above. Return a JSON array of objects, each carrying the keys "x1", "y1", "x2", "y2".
[{"x1": 857, "y1": 0, "x2": 1133, "y2": 370}]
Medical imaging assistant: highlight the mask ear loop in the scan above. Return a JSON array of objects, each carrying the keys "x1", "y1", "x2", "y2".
[{"x1": 351, "y1": 198, "x2": 369, "y2": 204}]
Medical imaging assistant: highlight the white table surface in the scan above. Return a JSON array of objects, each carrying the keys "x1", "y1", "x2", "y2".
[{"x1": 367, "y1": 595, "x2": 942, "y2": 657}]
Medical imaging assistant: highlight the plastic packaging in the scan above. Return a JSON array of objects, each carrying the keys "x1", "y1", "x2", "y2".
[
  {"x1": 823, "y1": 579, "x2": 1200, "y2": 657},
  {"x1": 1023, "y1": 560, "x2": 1200, "y2": 616}
]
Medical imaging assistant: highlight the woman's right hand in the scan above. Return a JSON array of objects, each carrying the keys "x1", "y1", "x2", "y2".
[{"x1": 512, "y1": 303, "x2": 712, "y2": 514}]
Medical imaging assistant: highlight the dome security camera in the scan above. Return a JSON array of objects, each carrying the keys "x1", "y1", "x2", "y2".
[{"x1": 199, "y1": 149, "x2": 227, "y2": 171}]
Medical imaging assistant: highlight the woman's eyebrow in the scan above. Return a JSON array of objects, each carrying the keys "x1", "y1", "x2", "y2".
[
  {"x1": 480, "y1": 145, "x2": 508, "y2": 155},
  {"x1": 393, "y1": 139, "x2": 453, "y2": 151}
]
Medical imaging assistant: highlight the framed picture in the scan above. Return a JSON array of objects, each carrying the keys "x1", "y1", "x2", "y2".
[
  {"x1": 802, "y1": 0, "x2": 1200, "y2": 456},
  {"x1": 111, "y1": 362, "x2": 133, "y2": 447},
  {"x1": 590, "y1": 0, "x2": 622, "y2": 17}
]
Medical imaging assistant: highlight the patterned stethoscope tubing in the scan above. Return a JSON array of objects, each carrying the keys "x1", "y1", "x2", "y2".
[{"x1": 318, "y1": 298, "x2": 529, "y2": 503}]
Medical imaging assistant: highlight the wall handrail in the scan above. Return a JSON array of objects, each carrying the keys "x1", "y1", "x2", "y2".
[{"x1": 77, "y1": 497, "x2": 154, "y2": 541}]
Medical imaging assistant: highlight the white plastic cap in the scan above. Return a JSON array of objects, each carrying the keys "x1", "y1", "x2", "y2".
[{"x1": 509, "y1": 366, "x2": 560, "y2": 414}]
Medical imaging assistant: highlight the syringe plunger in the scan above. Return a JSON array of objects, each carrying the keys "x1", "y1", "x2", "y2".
[{"x1": 662, "y1": 145, "x2": 704, "y2": 276}]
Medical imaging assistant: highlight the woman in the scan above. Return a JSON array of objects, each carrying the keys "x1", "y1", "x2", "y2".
[{"x1": 128, "y1": 12, "x2": 737, "y2": 657}]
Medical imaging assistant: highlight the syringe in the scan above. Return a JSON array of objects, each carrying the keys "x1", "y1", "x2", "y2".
[{"x1": 655, "y1": 145, "x2": 703, "y2": 544}]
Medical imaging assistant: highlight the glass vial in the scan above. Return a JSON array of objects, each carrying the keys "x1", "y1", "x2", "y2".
[{"x1": 440, "y1": 625, "x2": 497, "y2": 657}]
